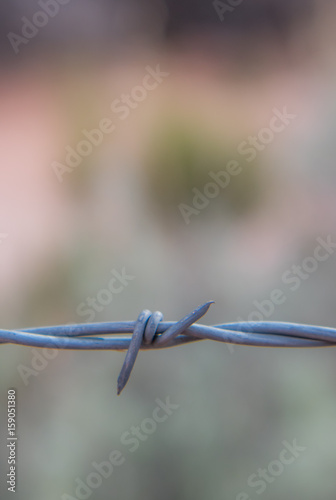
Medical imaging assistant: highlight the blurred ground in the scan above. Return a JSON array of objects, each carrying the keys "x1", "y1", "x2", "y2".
[{"x1": 1, "y1": 1, "x2": 336, "y2": 499}]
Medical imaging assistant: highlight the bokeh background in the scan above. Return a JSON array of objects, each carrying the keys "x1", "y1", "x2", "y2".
[{"x1": 1, "y1": 0, "x2": 336, "y2": 498}]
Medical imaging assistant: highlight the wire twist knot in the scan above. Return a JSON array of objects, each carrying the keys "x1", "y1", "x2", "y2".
[{"x1": 117, "y1": 302, "x2": 213, "y2": 394}]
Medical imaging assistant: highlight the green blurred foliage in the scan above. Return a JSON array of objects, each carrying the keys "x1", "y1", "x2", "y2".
[{"x1": 145, "y1": 116, "x2": 264, "y2": 222}]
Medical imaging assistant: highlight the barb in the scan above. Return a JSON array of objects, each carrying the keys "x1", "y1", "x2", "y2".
[{"x1": 1, "y1": 301, "x2": 336, "y2": 394}]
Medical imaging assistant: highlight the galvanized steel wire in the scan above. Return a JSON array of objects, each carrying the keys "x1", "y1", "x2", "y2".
[{"x1": 1, "y1": 301, "x2": 336, "y2": 394}]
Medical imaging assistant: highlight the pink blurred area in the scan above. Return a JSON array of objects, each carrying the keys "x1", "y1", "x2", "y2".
[{"x1": 0, "y1": 68, "x2": 72, "y2": 306}]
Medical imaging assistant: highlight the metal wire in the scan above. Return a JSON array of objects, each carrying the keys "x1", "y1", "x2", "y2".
[{"x1": 1, "y1": 301, "x2": 336, "y2": 394}]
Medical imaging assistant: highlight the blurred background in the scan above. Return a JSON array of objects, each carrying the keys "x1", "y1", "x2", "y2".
[{"x1": 1, "y1": 0, "x2": 336, "y2": 498}]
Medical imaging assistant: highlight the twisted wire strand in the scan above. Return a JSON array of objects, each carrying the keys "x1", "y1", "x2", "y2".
[{"x1": 1, "y1": 301, "x2": 336, "y2": 393}]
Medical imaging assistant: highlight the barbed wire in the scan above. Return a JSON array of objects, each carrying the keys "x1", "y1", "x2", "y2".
[{"x1": 2, "y1": 301, "x2": 336, "y2": 394}]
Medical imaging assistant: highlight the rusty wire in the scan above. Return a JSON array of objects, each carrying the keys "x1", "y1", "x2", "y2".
[{"x1": 1, "y1": 301, "x2": 336, "y2": 393}]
